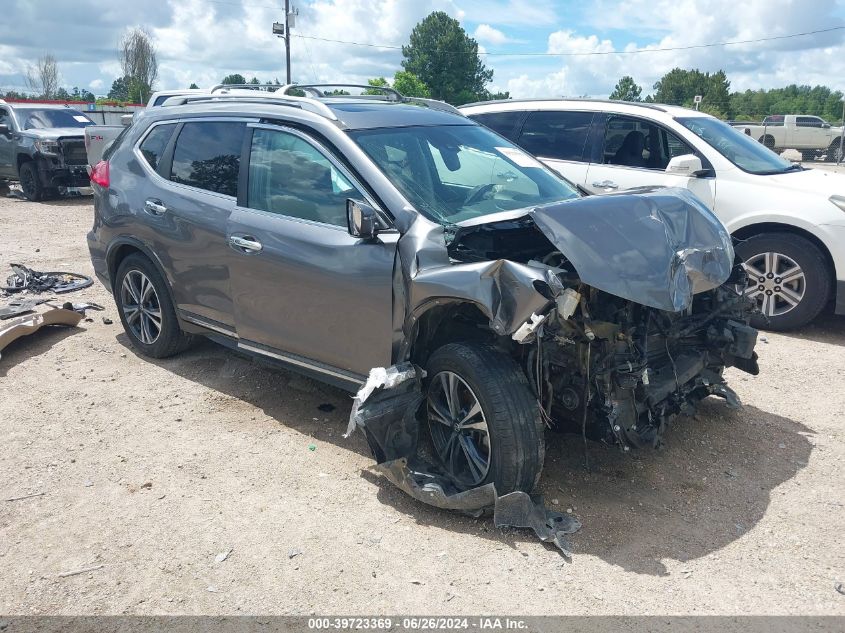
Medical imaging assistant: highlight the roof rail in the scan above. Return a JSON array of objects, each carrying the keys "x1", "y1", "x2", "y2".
[
  {"x1": 161, "y1": 83, "x2": 464, "y2": 121},
  {"x1": 461, "y1": 97, "x2": 669, "y2": 112},
  {"x1": 209, "y1": 83, "x2": 284, "y2": 93},
  {"x1": 279, "y1": 84, "x2": 463, "y2": 115},
  {"x1": 161, "y1": 93, "x2": 339, "y2": 120},
  {"x1": 278, "y1": 83, "x2": 404, "y2": 102}
]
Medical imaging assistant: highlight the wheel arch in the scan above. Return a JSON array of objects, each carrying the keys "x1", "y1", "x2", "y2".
[
  {"x1": 405, "y1": 299, "x2": 500, "y2": 367},
  {"x1": 106, "y1": 238, "x2": 176, "y2": 299}
]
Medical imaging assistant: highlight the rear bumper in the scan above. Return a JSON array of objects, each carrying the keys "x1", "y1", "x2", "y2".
[{"x1": 87, "y1": 229, "x2": 111, "y2": 292}]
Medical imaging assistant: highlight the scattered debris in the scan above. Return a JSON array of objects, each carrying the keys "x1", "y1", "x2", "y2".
[
  {"x1": 0, "y1": 303, "x2": 84, "y2": 361},
  {"x1": 346, "y1": 365, "x2": 581, "y2": 556},
  {"x1": 835, "y1": 582, "x2": 845, "y2": 596},
  {"x1": 317, "y1": 403, "x2": 336, "y2": 413},
  {"x1": 287, "y1": 548, "x2": 302, "y2": 559},
  {"x1": 102, "y1": 316, "x2": 113, "y2": 325},
  {"x1": 214, "y1": 548, "x2": 233, "y2": 564},
  {"x1": 409, "y1": 579, "x2": 424, "y2": 585},
  {"x1": 57, "y1": 564, "x2": 104, "y2": 578},
  {"x1": 5, "y1": 491, "x2": 45, "y2": 502},
  {"x1": 307, "y1": 444, "x2": 316, "y2": 452},
  {"x1": 760, "y1": 335, "x2": 769, "y2": 343},
  {"x1": 206, "y1": 585, "x2": 220, "y2": 593},
  {"x1": 140, "y1": 481, "x2": 153, "y2": 489},
  {"x1": 2, "y1": 263, "x2": 93, "y2": 295}
]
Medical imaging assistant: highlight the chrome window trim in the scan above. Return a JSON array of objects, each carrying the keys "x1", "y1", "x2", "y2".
[{"x1": 133, "y1": 116, "x2": 258, "y2": 200}]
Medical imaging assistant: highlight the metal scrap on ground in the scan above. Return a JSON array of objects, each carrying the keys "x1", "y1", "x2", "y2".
[{"x1": 2, "y1": 263, "x2": 93, "y2": 295}]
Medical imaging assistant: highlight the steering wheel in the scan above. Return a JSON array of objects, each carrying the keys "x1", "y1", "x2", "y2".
[{"x1": 464, "y1": 183, "x2": 496, "y2": 206}]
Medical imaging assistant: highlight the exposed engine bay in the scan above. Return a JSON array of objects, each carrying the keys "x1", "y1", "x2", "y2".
[
  {"x1": 447, "y1": 214, "x2": 759, "y2": 450},
  {"x1": 347, "y1": 188, "x2": 760, "y2": 555}
]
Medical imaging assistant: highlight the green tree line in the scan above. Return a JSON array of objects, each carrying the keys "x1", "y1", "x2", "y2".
[{"x1": 610, "y1": 70, "x2": 844, "y2": 123}]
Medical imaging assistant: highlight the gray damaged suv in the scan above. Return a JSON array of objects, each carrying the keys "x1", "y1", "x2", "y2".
[
  {"x1": 0, "y1": 100, "x2": 93, "y2": 200},
  {"x1": 87, "y1": 85, "x2": 759, "y2": 518}
]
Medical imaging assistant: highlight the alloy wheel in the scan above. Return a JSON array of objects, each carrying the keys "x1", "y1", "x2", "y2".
[
  {"x1": 120, "y1": 270, "x2": 162, "y2": 344},
  {"x1": 427, "y1": 370, "x2": 491, "y2": 487},
  {"x1": 742, "y1": 251, "x2": 805, "y2": 317}
]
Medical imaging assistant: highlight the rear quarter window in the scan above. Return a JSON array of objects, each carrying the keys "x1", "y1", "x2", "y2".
[
  {"x1": 170, "y1": 121, "x2": 246, "y2": 196},
  {"x1": 138, "y1": 124, "x2": 176, "y2": 171}
]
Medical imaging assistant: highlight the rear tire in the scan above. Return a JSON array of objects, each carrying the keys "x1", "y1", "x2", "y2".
[
  {"x1": 19, "y1": 162, "x2": 45, "y2": 202},
  {"x1": 425, "y1": 342, "x2": 544, "y2": 495},
  {"x1": 759, "y1": 135, "x2": 776, "y2": 151},
  {"x1": 114, "y1": 253, "x2": 194, "y2": 358},
  {"x1": 735, "y1": 232, "x2": 831, "y2": 330}
]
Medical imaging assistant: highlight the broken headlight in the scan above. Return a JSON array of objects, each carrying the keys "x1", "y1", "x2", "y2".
[{"x1": 34, "y1": 139, "x2": 60, "y2": 155}]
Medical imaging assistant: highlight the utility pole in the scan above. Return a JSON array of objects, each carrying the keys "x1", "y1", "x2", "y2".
[
  {"x1": 272, "y1": 1, "x2": 295, "y2": 84},
  {"x1": 284, "y1": 0, "x2": 291, "y2": 84}
]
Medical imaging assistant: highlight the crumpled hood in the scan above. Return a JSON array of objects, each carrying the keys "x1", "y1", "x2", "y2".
[
  {"x1": 527, "y1": 187, "x2": 735, "y2": 312},
  {"x1": 23, "y1": 127, "x2": 85, "y2": 140}
]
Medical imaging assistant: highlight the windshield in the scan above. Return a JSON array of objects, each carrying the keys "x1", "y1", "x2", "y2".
[
  {"x1": 676, "y1": 116, "x2": 795, "y2": 175},
  {"x1": 15, "y1": 108, "x2": 94, "y2": 130},
  {"x1": 348, "y1": 124, "x2": 579, "y2": 224}
]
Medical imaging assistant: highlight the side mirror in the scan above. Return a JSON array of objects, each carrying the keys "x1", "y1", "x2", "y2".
[
  {"x1": 347, "y1": 199, "x2": 378, "y2": 239},
  {"x1": 666, "y1": 154, "x2": 707, "y2": 177},
  {"x1": 120, "y1": 114, "x2": 134, "y2": 126},
  {"x1": 0, "y1": 123, "x2": 9, "y2": 135},
  {"x1": 823, "y1": 123, "x2": 831, "y2": 129}
]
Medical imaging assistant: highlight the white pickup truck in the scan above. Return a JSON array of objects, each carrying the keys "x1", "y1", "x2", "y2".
[{"x1": 733, "y1": 115, "x2": 844, "y2": 161}]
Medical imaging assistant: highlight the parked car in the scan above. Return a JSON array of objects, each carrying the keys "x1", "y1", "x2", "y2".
[
  {"x1": 87, "y1": 85, "x2": 758, "y2": 506},
  {"x1": 733, "y1": 115, "x2": 844, "y2": 161},
  {"x1": 461, "y1": 99, "x2": 845, "y2": 330},
  {"x1": 0, "y1": 99, "x2": 93, "y2": 201}
]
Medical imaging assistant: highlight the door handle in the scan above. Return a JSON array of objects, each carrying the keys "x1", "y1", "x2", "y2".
[
  {"x1": 144, "y1": 198, "x2": 168, "y2": 215},
  {"x1": 229, "y1": 235, "x2": 263, "y2": 253},
  {"x1": 591, "y1": 180, "x2": 618, "y2": 190}
]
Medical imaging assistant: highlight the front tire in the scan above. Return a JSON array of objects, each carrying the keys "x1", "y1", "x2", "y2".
[
  {"x1": 735, "y1": 232, "x2": 831, "y2": 330},
  {"x1": 425, "y1": 342, "x2": 544, "y2": 495},
  {"x1": 114, "y1": 254, "x2": 193, "y2": 358},
  {"x1": 828, "y1": 141, "x2": 844, "y2": 163},
  {"x1": 19, "y1": 162, "x2": 45, "y2": 202}
]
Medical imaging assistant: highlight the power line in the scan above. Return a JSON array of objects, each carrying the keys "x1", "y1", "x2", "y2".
[{"x1": 292, "y1": 25, "x2": 845, "y2": 57}]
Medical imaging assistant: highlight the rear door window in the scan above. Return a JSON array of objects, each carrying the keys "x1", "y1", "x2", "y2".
[
  {"x1": 603, "y1": 115, "x2": 694, "y2": 170},
  {"x1": 517, "y1": 111, "x2": 594, "y2": 161},
  {"x1": 469, "y1": 111, "x2": 525, "y2": 141},
  {"x1": 139, "y1": 124, "x2": 176, "y2": 171},
  {"x1": 170, "y1": 121, "x2": 246, "y2": 197}
]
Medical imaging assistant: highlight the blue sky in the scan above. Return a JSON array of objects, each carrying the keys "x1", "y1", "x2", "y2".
[{"x1": 2, "y1": 0, "x2": 844, "y2": 100}]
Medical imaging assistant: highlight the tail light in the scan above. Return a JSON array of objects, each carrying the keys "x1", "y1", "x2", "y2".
[{"x1": 90, "y1": 160, "x2": 109, "y2": 188}]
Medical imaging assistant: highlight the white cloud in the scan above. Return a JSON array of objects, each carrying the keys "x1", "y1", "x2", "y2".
[
  {"x1": 89, "y1": 79, "x2": 103, "y2": 90},
  {"x1": 474, "y1": 24, "x2": 511, "y2": 46},
  {"x1": 496, "y1": 0, "x2": 845, "y2": 99}
]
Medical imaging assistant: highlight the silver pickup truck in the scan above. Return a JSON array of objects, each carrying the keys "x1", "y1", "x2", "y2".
[{"x1": 733, "y1": 114, "x2": 844, "y2": 161}]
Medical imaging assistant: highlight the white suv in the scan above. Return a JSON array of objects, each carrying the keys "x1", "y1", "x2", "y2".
[{"x1": 461, "y1": 99, "x2": 845, "y2": 330}]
